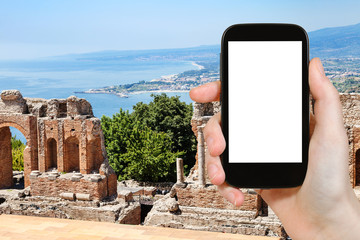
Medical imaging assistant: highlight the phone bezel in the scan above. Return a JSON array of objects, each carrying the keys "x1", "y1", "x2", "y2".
[{"x1": 221, "y1": 23, "x2": 309, "y2": 188}]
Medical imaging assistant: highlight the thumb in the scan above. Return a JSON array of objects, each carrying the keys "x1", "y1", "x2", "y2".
[{"x1": 309, "y1": 58, "x2": 346, "y2": 139}]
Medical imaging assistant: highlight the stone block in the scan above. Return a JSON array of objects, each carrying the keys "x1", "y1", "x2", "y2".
[
  {"x1": 118, "y1": 203, "x2": 141, "y2": 225},
  {"x1": 165, "y1": 197, "x2": 179, "y2": 212},
  {"x1": 1, "y1": 90, "x2": 23, "y2": 101},
  {"x1": 107, "y1": 173, "x2": 118, "y2": 197},
  {"x1": 175, "y1": 185, "x2": 259, "y2": 211},
  {"x1": 71, "y1": 173, "x2": 83, "y2": 182},
  {"x1": 48, "y1": 171, "x2": 60, "y2": 181},
  {"x1": 60, "y1": 192, "x2": 75, "y2": 201},
  {"x1": 24, "y1": 186, "x2": 31, "y2": 196},
  {"x1": 118, "y1": 190, "x2": 133, "y2": 203},
  {"x1": 76, "y1": 193, "x2": 91, "y2": 201},
  {"x1": 90, "y1": 174, "x2": 102, "y2": 182},
  {"x1": 29, "y1": 171, "x2": 41, "y2": 179},
  {"x1": 143, "y1": 187, "x2": 156, "y2": 196},
  {"x1": 18, "y1": 191, "x2": 26, "y2": 198},
  {"x1": 0, "y1": 90, "x2": 27, "y2": 113},
  {"x1": 47, "y1": 99, "x2": 60, "y2": 118},
  {"x1": 67, "y1": 96, "x2": 93, "y2": 117}
]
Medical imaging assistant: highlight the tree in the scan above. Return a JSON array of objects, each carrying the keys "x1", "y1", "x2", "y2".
[
  {"x1": 132, "y1": 93, "x2": 196, "y2": 173},
  {"x1": 119, "y1": 125, "x2": 180, "y2": 182},
  {"x1": 11, "y1": 136, "x2": 25, "y2": 171},
  {"x1": 101, "y1": 109, "x2": 181, "y2": 182}
]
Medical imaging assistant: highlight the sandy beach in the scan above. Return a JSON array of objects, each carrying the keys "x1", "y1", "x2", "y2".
[
  {"x1": 130, "y1": 90, "x2": 189, "y2": 95},
  {"x1": 191, "y1": 61, "x2": 205, "y2": 70}
]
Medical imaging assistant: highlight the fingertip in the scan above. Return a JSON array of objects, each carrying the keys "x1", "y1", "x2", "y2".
[
  {"x1": 234, "y1": 191, "x2": 245, "y2": 207},
  {"x1": 205, "y1": 134, "x2": 226, "y2": 157},
  {"x1": 218, "y1": 185, "x2": 245, "y2": 207},
  {"x1": 204, "y1": 113, "x2": 226, "y2": 157},
  {"x1": 312, "y1": 57, "x2": 325, "y2": 77},
  {"x1": 208, "y1": 163, "x2": 225, "y2": 185},
  {"x1": 189, "y1": 81, "x2": 221, "y2": 103},
  {"x1": 309, "y1": 58, "x2": 337, "y2": 100},
  {"x1": 189, "y1": 87, "x2": 199, "y2": 101},
  {"x1": 309, "y1": 58, "x2": 345, "y2": 133}
]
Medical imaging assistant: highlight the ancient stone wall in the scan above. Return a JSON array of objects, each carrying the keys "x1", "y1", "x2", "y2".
[
  {"x1": 189, "y1": 93, "x2": 360, "y2": 190},
  {"x1": 145, "y1": 196, "x2": 283, "y2": 238},
  {"x1": 338, "y1": 94, "x2": 360, "y2": 187},
  {"x1": 175, "y1": 185, "x2": 260, "y2": 212},
  {"x1": 0, "y1": 189, "x2": 141, "y2": 224},
  {"x1": 191, "y1": 102, "x2": 221, "y2": 171},
  {"x1": 0, "y1": 90, "x2": 117, "y2": 200},
  {"x1": 146, "y1": 95, "x2": 360, "y2": 239},
  {"x1": 0, "y1": 128, "x2": 13, "y2": 189},
  {"x1": 30, "y1": 173, "x2": 108, "y2": 201}
]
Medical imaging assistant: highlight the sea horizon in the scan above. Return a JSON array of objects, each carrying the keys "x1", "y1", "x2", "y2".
[{"x1": 0, "y1": 53, "x2": 203, "y2": 142}]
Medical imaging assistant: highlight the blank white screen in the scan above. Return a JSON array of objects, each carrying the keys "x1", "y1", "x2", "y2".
[{"x1": 228, "y1": 41, "x2": 302, "y2": 163}]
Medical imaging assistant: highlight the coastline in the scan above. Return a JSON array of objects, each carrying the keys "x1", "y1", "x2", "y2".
[
  {"x1": 77, "y1": 61, "x2": 207, "y2": 98},
  {"x1": 130, "y1": 90, "x2": 189, "y2": 95},
  {"x1": 191, "y1": 61, "x2": 205, "y2": 70},
  {"x1": 78, "y1": 89, "x2": 190, "y2": 98}
]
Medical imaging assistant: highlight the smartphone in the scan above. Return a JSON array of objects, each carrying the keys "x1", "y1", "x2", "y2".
[{"x1": 221, "y1": 23, "x2": 309, "y2": 188}]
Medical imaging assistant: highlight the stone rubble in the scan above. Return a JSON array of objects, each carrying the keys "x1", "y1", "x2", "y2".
[
  {"x1": 2, "y1": 90, "x2": 360, "y2": 239},
  {"x1": 145, "y1": 95, "x2": 360, "y2": 239},
  {"x1": 0, "y1": 90, "x2": 117, "y2": 200}
]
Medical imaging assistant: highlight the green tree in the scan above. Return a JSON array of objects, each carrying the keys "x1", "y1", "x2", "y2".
[
  {"x1": 101, "y1": 109, "x2": 181, "y2": 182},
  {"x1": 132, "y1": 93, "x2": 196, "y2": 173},
  {"x1": 11, "y1": 136, "x2": 25, "y2": 171}
]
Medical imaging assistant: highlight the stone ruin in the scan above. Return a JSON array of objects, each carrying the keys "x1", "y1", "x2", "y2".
[
  {"x1": 0, "y1": 90, "x2": 117, "y2": 201},
  {"x1": 340, "y1": 94, "x2": 360, "y2": 188},
  {"x1": 144, "y1": 93, "x2": 360, "y2": 239},
  {"x1": 0, "y1": 90, "x2": 165, "y2": 226},
  {"x1": 145, "y1": 101, "x2": 283, "y2": 237},
  {"x1": 2, "y1": 89, "x2": 360, "y2": 239}
]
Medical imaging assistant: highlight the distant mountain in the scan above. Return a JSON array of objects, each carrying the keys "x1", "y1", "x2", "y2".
[
  {"x1": 43, "y1": 21, "x2": 360, "y2": 62},
  {"x1": 309, "y1": 23, "x2": 360, "y2": 58},
  {"x1": 50, "y1": 45, "x2": 220, "y2": 62},
  {"x1": 0, "y1": 45, "x2": 221, "y2": 72}
]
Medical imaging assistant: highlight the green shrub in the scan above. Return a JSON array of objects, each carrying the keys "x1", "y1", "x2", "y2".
[
  {"x1": 102, "y1": 109, "x2": 182, "y2": 182},
  {"x1": 11, "y1": 136, "x2": 25, "y2": 171}
]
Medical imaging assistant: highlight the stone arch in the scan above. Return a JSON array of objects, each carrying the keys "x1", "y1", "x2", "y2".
[
  {"x1": 64, "y1": 136, "x2": 80, "y2": 172},
  {"x1": 0, "y1": 121, "x2": 34, "y2": 189},
  {"x1": 0, "y1": 122, "x2": 28, "y2": 139},
  {"x1": 46, "y1": 138, "x2": 57, "y2": 170},
  {"x1": 356, "y1": 149, "x2": 360, "y2": 186}
]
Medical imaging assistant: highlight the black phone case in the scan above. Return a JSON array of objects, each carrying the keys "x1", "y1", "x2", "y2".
[{"x1": 221, "y1": 23, "x2": 309, "y2": 188}]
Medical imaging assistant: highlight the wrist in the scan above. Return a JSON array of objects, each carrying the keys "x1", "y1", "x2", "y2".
[{"x1": 315, "y1": 192, "x2": 360, "y2": 240}]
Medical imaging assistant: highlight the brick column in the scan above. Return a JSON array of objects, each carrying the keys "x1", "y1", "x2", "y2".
[
  {"x1": 176, "y1": 158, "x2": 184, "y2": 184},
  {"x1": 197, "y1": 125, "x2": 206, "y2": 187},
  {"x1": 0, "y1": 127, "x2": 13, "y2": 189}
]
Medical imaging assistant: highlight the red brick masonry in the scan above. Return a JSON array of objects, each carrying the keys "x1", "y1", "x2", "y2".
[{"x1": 30, "y1": 172, "x2": 117, "y2": 201}]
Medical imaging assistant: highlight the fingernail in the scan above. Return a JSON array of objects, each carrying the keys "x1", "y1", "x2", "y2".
[
  {"x1": 228, "y1": 192, "x2": 236, "y2": 206},
  {"x1": 316, "y1": 59, "x2": 325, "y2": 76},
  {"x1": 208, "y1": 164, "x2": 218, "y2": 181}
]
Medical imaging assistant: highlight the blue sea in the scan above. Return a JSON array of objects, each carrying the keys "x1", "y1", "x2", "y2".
[{"x1": 0, "y1": 55, "x2": 198, "y2": 142}]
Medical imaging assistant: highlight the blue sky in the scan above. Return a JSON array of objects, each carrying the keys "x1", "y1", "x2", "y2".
[{"x1": 1, "y1": 0, "x2": 360, "y2": 59}]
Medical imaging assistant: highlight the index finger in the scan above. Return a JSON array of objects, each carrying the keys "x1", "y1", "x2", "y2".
[{"x1": 189, "y1": 81, "x2": 221, "y2": 103}]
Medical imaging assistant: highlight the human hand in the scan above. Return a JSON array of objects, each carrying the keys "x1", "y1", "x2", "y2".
[{"x1": 189, "y1": 58, "x2": 360, "y2": 240}]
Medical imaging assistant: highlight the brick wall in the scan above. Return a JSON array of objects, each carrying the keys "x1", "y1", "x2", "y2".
[
  {"x1": 0, "y1": 127, "x2": 13, "y2": 189},
  {"x1": 30, "y1": 174, "x2": 111, "y2": 201},
  {"x1": 175, "y1": 185, "x2": 259, "y2": 212}
]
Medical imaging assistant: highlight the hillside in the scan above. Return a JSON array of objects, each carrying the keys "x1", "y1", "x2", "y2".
[{"x1": 309, "y1": 23, "x2": 360, "y2": 58}]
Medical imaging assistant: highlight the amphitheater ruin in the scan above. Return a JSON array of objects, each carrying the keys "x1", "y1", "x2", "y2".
[
  {"x1": 0, "y1": 90, "x2": 117, "y2": 200},
  {"x1": 1, "y1": 90, "x2": 360, "y2": 239}
]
